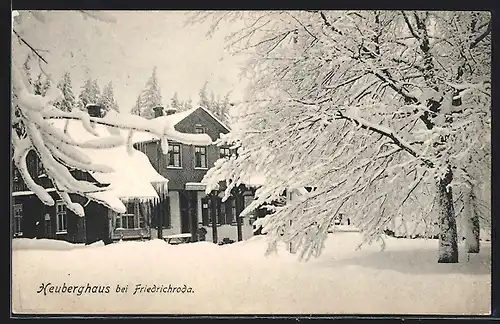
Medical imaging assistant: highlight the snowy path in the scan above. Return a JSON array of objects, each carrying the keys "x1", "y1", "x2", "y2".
[{"x1": 12, "y1": 233, "x2": 490, "y2": 315}]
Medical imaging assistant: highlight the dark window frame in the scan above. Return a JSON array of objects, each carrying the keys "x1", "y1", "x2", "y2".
[
  {"x1": 194, "y1": 146, "x2": 208, "y2": 169},
  {"x1": 55, "y1": 200, "x2": 67, "y2": 233},
  {"x1": 219, "y1": 147, "x2": 231, "y2": 159},
  {"x1": 167, "y1": 143, "x2": 182, "y2": 168},
  {"x1": 13, "y1": 204, "x2": 23, "y2": 236}
]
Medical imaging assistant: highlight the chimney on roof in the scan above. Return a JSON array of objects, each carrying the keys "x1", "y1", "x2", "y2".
[
  {"x1": 153, "y1": 106, "x2": 164, "y2": 118},
  {"x1": 164, "y1": 106, "x2": 177, "y2": 116},
  {"x1": 87, "y1": 104, "x2": 104, "y2": 118}
]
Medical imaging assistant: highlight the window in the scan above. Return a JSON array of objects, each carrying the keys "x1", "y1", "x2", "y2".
[
  {"x1": 13, "y1": 204, "x2": 22, "y2": 236},
  {"x1": 36, "y1": 158, "x2": 46, "y2": 177},
  {"x1": 220, "y1": 147, "x2": 231, "y2": 159},
  {"x1": 195, "y1": 125, "x2": 205, "y2": 134},
  {"x1": 167, "y1": 144, "x2": 182, "y2": 168},
  {"x1": 13, "y1": 167, "x2": 19, "y2": 181},
  {"x1": 194, "y1": 146, "x2": 207, "y2": 169},
  {"x1": 116, "y1": 201, "x2": 137, "y2": 229},
  {"x1": 56, "y1": 200, "x2": 67, "y2": 233}
]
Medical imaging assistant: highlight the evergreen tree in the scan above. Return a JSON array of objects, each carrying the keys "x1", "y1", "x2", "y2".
[
  {"x1": 78, "y1": 78, "x2": 100, "y2": 110},
  {"x1": 182, "y1": 98, "x2": 193, "y2": 111},
  {"x1": 197, "y1": 81, "x2": 231, "y2": 124},
  {"x1": 91, "y1": 79, "x2": 101, "y2": 104},
  {"x1": 32, "y1": 72, "x2": 51, "y2": 96},
  {"x1": 198, "y1": 81, "x2": 210, "y2": 108},
  {"x1": 22, "y1": 54, "x2": 32, "y2": 90},
  {"x1": 54, "y1": 71, "x2": 75, "y2": 112},
  {"x1": 139, "y1": 66, "x2": 163, "y2": 119},
  {"x1": 170, "y1": 92, "x2": 181, "y2": 111},
  {"x1": 130, "y1": 95, "x2": 141, "y2": 115},
  {"x1": 99, "y1": 81, "x2": 119, "y2": 113}
]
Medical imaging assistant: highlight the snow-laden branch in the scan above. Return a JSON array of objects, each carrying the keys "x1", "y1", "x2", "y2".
[{"x1": 12, "y1": 61, "x2": 211, "y2": 216}]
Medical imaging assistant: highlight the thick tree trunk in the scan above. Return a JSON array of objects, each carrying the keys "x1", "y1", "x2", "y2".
[
  {"x1": 437, "y1": 166, "x2": 459, "y2": 263},
  {"x1": 463, "y1": 183, "x2": 480, "y2": 253}
]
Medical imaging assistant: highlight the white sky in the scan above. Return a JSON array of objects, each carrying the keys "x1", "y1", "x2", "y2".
[{"x1": 13, "y1": 11, "x2": 249, "y2": 112}]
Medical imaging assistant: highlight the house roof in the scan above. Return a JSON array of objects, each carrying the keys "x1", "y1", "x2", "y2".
[
  {"x1": 49, "y1": 118, "x2": 168, "y2": 201},
  {"x1": 132, "y1": 106, "x2": 230, "y2": 144}
]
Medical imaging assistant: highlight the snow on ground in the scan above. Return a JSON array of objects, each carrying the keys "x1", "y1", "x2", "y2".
[{"x1": 12, "y1": 232, "x2": 490, "y2": 315}]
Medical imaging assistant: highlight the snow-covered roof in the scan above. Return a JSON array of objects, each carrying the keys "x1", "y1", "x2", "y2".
[
  {"x1": 50, "y1": 118, "x2": 168, "y2": 200},
  {"x1": 132, "y1": 106, "x2": 230, "y2": 144}
]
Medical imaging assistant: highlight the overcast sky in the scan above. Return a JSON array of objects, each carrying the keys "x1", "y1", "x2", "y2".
[{"x1": 14, "y1": 11, "x2": 249, "y2": 113}]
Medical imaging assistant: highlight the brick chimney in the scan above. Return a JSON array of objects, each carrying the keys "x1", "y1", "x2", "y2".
[
  {"x1": 153, "y1": 106, "x2": 164, "y2": 118},
  {"x1": 164, "y1": 107, "x2": 177, "y2": 116},
  {"x1": 87, "y1": 104, "x2": 104, "y2": 118}
]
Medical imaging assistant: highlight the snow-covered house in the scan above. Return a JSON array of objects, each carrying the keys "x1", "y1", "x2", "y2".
[
  {"x1": 132, "y1": 106, "x2": 261, "y2": 239},
  {"x1": 11, "y1": 105, "x2": 168, "y2": 244}
]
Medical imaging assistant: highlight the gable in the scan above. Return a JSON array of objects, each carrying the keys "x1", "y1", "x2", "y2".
[{"x1": 174, "y1": 107, "x2": 230, "y2": 142}]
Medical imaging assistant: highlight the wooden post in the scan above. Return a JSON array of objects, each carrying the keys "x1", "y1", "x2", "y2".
[
  {"x1": 233, "y1": 185, "x2": 245, "y2": 242},
  {"x1": 210, "y1": 191, "x2": 218, "y2": 244},
  {"x1": 189, "y1": 191, "x2": 198, "y2": 242},
  {"x1": 157, "y1": 196, "x2": 163, "y2": 240}
]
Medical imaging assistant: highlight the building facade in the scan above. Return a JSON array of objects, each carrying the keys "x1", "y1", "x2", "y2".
[
  {"x1": 133, "y1": 106, "x2": 258, "y2": 241},
  {"x1": 11, "y1": 105, "x2": 168, "y2": 244}
]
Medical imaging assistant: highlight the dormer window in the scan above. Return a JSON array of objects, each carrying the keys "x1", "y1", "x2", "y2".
[{"x1": 195, "y1": 125, "x2": 205, "y2": 134}]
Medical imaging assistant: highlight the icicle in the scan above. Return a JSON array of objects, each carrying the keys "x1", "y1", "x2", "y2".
[{"x1": 160, "y1": 136, "x2": 169, "y2": 154}]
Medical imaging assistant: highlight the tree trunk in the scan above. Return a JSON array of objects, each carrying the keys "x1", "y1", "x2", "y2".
[
  {"x1": 464, "y1": 182, "x2": 480, "y2": 253},
  {"x1": 235, "y1": 195, "x2": 243, "y2": 242},
  {"x1": 437, "y1": 166, "x2": 459, "y2": 263}
]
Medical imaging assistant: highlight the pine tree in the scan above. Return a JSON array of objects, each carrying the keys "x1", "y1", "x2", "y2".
[
  {"x1": 91, "y1": 79, "x2": 101, "y2": 104},
  {"x1": 99, "y1": 81, "x2": 119, "y2": 113},
  {"x1": 130, "y1": 94, "x2": 141, "y2": 115},
  {"x1": 33, "y1": 72, "x2": 51, "y2": 96},
  {"x1": 197, "y1": 82, "x2": 231, "y2": 124},
  {"x1": 182, "y1": 98, "x2": 193, "y2": 111},
  {"x1": 198, "y1": 81, "x2": 210, "y2": 108},
  {"x1": 78, "y1": 78, "x2": 100, "y2": 110},
  {"x1": 54, "y1": 71, "x2": 75, "y2": 112},
  {"x1": 22, "y1": 55, "x2": 32, "y2": 90},
  {"x1": 170, "y1": 92, "x2": 181, "y2": 111},
  {"x1": 139, "y1": 66, "x2": 163, "y2": 119}
]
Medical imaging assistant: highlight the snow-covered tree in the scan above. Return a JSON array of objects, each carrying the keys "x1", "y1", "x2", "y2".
[
  {"x1": 170, "y1": 91, "x2": 181, "y2": 111},
  {"x1": 32, "y1": 72, "x2": 51, "y2": 96},
  {"x1": 130, "y1": 95, "x2": 141, "y2": 115},
  {"x1": 53, "y1": 71, "x2": 75, "y2": 112},
  {"x1": 199, "y1": 11, "x2": 491, "y2": 263},
  {"x1": 12, "y1": 10, "x2": 212, "y2": 217},
  {"x1": 99, "y1": 81, "x2": 119, "y2": 113},
  {"x1": 78, "y1": 78, "x2": 100, "y2": 110},
  {"x1": 139, "y1": 66, "x2": 163, "y2": 119},
  {"x1": 198, "y1": 81, "x2": 231, "y2": 124}
]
